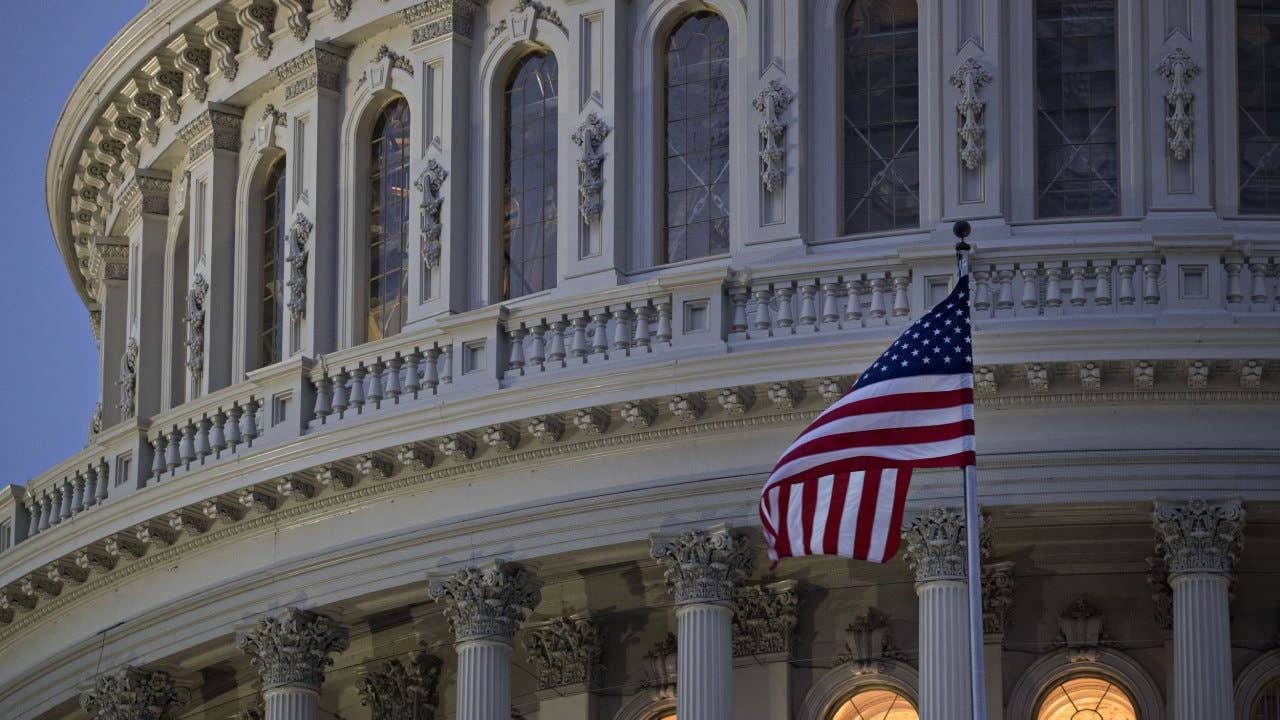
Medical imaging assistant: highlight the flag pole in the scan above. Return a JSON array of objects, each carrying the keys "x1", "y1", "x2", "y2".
[{"x1": 954, "y1": 220, "x2": 988, "y2": 720}]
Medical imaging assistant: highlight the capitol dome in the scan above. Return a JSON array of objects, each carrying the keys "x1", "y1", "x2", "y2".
[{"x1": 1, "y1": 1, "x2": 1277, "y2": 719}]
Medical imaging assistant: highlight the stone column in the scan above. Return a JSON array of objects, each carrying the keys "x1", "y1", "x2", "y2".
[
  {"x1": 981, "y1": 561, "x2": 1015, "y2": 720},
  {"x1": 236, "y1": 607, "x2": 350, "y2": 720},
  {"x1": 524, "y1": 613, "x2": 604, "y2": 720},
  {"x1": 119, "y1": 170, "x2": 171, "y2": 423},
  {"x1": 80, "y1": 665, "x2": 186, "y2": 720},
  {"x1": 428, "y1": 560, "x2": 541, "y2": 720},
  {"x1": 650, "y1": 525, "x2": 755, "y2": 720},
  {"x1": 1154, "y1": 499, "x2": 1245, "y2": 720},
  {"x1": 902, "y1": 508, "x2": 989, "y2": 720}
]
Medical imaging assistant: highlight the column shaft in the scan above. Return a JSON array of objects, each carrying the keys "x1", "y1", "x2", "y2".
[
  {"x1": 264, "y1": 687, "x2": 318, "y2": 720},
  {"x1": 918, "y1": 580, "x2": 971, "y2": 720},
  {"x1": 456, "y1": 639, "x2": 511, "y2": 720},
  {"x1": 1172, "y1": 573, "x2": 1232, "y2": 720},
  {"x1": 676, "y1": 603, "x2": 734, "y2": 720}
]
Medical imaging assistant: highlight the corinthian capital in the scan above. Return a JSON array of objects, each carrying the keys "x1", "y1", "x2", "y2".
[
  {"x1": 523, "y1": 613, "x2": 603, "y2": 691},
  {"x1": 901, "y1": 507, "x2": 990, "y2": 584},
  {"x1": 357, "y1": 652, "x2": 442, "y2": 720},
  {"x1": 650, "y1": 525, "x2": 756, "y2": 606},
  {"x1": 428, "y1": 560, "x2": 541, "y2": 644},
  {"x1": 235, "y1": 608, "x2": 350, "y2": 690},
  {"x1": 1153, "y1": 499, "x2": 1245, "y2": 576},
  {"x1": 79, "y1": 666, "x2": 187, "y2": 720}
]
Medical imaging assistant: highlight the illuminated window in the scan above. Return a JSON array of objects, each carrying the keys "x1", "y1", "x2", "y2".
[
  {"x1": 258, "y1": 157, "x2": 286, "y2": 368},
  {"x1": 830, "y1": 688, "x2": 919, "y2": 720},
  {"x1": 842, "y1": 0, "x2": 919, "y2": 234},
  {"x1": 1238, "y1": 0, "x2": 1280, "y2": 213},
  {"x1": 502, "y1": 52, "x2": 559, "y2": 300},
  {"x1": 368, "y1": 98, "x2": 411, "y2": 341},
  {"x1": 1252, "y1": 676, "x2": 1280, "y2": 720},
  {"x1": 1034, "y1": 0, "x2": 1119, "y2": 218},
  {"x1": 1035, "y1": 676, "x2": 1138, "y2": 720},
  {"x1": 663, "y1": 11, "x2": 730, "y2": 263}
]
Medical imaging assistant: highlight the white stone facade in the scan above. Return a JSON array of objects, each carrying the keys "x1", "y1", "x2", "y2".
[{"x1": 2, "y1": 0, "x2": 1279, "y2": 719}]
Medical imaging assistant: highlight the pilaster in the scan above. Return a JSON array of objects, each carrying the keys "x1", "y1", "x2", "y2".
[
  {"x1": 177, "y1": 104, "x2": 244, "y2": 394},
  {"x1": 120, "y1": 169, "x2": 171, "y2": 427},
  {"x1": 79, "y1": 666, "x2": 187, "y2": 720},
  {"x1": 88, "y1": 237, "x2": 131, "y2": 429},
  {"x1": 941, "y1": 0, "x2": 1004, "y2": 220},
  {"x1": 731, "y1": 580, "x2": 796, "y2": 720},
  {"x1": 356, "y1": 652, "x2": 443, "y2": 720},
  {"x1": 524, "y1": 613, "x2": 603, "y2": 719},
  {"x1": 981, "y1": 560, "x2": 1014, "y2": 720},
  {"x1": 236, "y1": 607, "x2": 350, "y2": 720}
]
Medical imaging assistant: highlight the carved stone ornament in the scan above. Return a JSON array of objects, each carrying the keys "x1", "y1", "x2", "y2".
[
  {"x1": 837, "y1": 607, "x2": 905, "y2": 675},
  {"x1": 1152, "y1": 498, "x2": 1245, "y2": 575},
  {"x1": 280, "y1": 0, "x2": 313, "y2": 41},
  {"x1": 272, "y1": 45, "x2": 348, "y2": 101},
  {"x1": 185, "y1": 273, "x2": 209, "y2": 379},
  {"x1": 751, "y1": 79, "x2": 795, "y2": 193},
  {"x1": 1057, "y1": 597, "x2": 1106, "y2": 663},
  {"x1": 428, "y1": 560, "x2": 542, "y2": 643},
  {"x1": 364, "y1": 45, "x2": 415, "y2": 90},
  {"x1": 235, "y1": 607, "x2": 350, "y2": 690},
  {"x1": 328, "y1": 0, "x2": 353, "y2": 21},
  {"x1": 403, "y1": 0, "x2": 482, "y2": 44},
  {"x1": 522, "y1": 614, "x2": 603, "y2": 690},
  {"x1": 650, "y1": 525, "x2": 755, "y2": 606},
  {"x1": 357, "y1": 652, "x2": 442, "y2": 720},
  {"x1": 1156, "y1": 47, "x2": 1201, "y2": 160},
  {"x1": 507, "y1": 0, "x2": 564, "y2": 43},
  {"x1": 1146, "y1": 552, "x2": 1173, "y2": 631},
  {"x1": 79, "y1": 666, "x2": 188, "y2": 720},
  {"x1": 732, "y1": 580, "x2": 797, "y2": 657},
  {"x1": 949, "y1": 57, "x2": 992, "y2": 171},
  {"x1": 256, "y1": 104, "x2": 288, "y2": 150},
  {"x1": 118, "y1": 337, "x2": 140, "y2": 419},
  {"x1": 287, "y1": 212, "x2": 313, "y2": 323},
  {"x1": 571, "y1": 114, "x2": 610, "y2": 224},
  {"x1": 177, "y1": 108, "x2": 243, "y2": 162},
  {"x1": 982, "y1": 560, "x2": 1015, "y2": 634},
  {"x1": 901, "y1": 507, "x2": 990, "y2": 584},
  {"x1": 415, "y1": 160, "x2": 448, "y2": 270},
  {"x1": 640, "y1": 633, "x2": 678, "y2": 697}
]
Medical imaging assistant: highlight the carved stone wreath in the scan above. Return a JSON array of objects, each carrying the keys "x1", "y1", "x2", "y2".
[
  {"x1": 287, "y1": 213, "x2": 313, "y2": 323},
  {"x1": 415, "y1": 160, "x2": 449, "y2": 270},
  {"x1": 571, "y1": 114, "x2": 611, "y2": 224},
  {"x1": 752, "y1": 79, "x2": 794, "y2": 193}
]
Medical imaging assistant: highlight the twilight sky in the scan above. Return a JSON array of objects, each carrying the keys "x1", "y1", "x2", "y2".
[{"x1": 0, "y1": 2, "x2": 142, "y2": 484}]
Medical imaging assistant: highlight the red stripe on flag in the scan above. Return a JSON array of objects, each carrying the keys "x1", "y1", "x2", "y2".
[
  {"x1": 763, "y1": 451, "x2": 974, "y2": 499},
  {"x1": 879, "y1": 468, "x2": 913, "y2": 561},
  {"x1": 852, "y1": 468, "x2": 882, "y2": 560},
  {"x1": 803, "y1": 388, "x2": 975, "y2": 435},
  {"x1": 774, "y1": 485, "x2": 793, "y2": 559},
  {"x1": 774, "y1": 420, "x2": 975, "y2": 474},
  {"x1": 822, "y1": 472, "x2": 850, "y2": 555}
]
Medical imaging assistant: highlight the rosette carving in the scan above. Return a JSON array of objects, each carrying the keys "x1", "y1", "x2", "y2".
[
  {"x1": 650, "y1": 525, "x2": 755, "y2": 606},
  {"x1": 235, "y1": 608, "x2": 350, "y2": 690},
  {"x1": 428, "y1": 560, "x2": 541, "y2": 643}
]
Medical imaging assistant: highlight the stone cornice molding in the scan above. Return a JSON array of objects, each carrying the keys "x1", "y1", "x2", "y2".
[
  {"x1": 272, "y1": 43, "x2": 349, "y2": 101},
  {"x1": 428, "y1": 560, "x2": 541, "y2": 644},
  {"x1": 522, "y1": 613, "x2": 603, "y2": 691},
  {"x1": 79, "y1": 665, "x2": 188, "y2": 720},
  {"x1": 118, "y1": 170, "x2": 171, "y2": 227},
  {"x1": 177, "y1": 104, "x2": 244, "y2": 163},
  {"x1": 732, "y1": 580, "x2": 797, "y2": 657},
  {"x1": 1152, "y1": 498, "x2": 1245, "y2": 576},
  {"x1": 901, "y1": 507, "x2": 991, "y2": 584},
  {"x1": 403, "y1": 0, "x2": 482, "y2": 45},
  {"x1": 88, "y1": 238, "x2": 130, "y2": 287},
  {"x1": 235, "y1": 607, "x2": 350, "y2": 690},
  {"x1": 357, "y1": 651, "x2": 442, "y2": 720},
  {"x1": 650, "y1": 524, "x2": 755, "y2": 607}
]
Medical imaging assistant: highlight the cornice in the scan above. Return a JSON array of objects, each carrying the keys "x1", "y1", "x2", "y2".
[
  {"x1": 177, "y1": 104, "x2": 244, "y2": 162},
  {"x1": 272, "y1": 42, "x2": 349, "y2": 101}
]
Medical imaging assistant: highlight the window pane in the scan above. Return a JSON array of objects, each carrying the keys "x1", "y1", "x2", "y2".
[
  {"x1": 664, "y1": 12, "x2": 730, "y2": 263},
  {"x1": 1239, "y1": 0, "x2": 1280, "y2": 213},
  {"x1": 503, "y1": 52, "x2": 559, "y2": 300},
  {"x1": 842, "y1": 0, "x2": 920, "y2": 235},
  {"x1": 830, "y1": 689, "x2": 919, "y2": 720},
  {"x1": 367, "y1": 99, "x2": 411, "y2": 340},
  {"x1": 1035, "y1": 676, "x2": 1137, "y2": 720},
  {"x1": 258, "y1": 157, "x2": 286, "y2": 368},
  {"x1": 1035, "y1": 0, "x2": 1119, "y2": 218}
]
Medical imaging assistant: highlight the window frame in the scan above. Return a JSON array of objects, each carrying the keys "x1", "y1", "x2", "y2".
[
  {"x1": 257, "y1": 156, "x2": 287, "y2": 369},
  {"x1": 364, "y1": 96, "x2": 413, "y2": 343}
]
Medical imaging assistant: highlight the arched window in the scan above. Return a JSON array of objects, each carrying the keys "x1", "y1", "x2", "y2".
[
  {"x1": 663, "y1": 11, "x2": 730, "y2": 263},
  {"x1": 1238, "y1": 0, "x2": 1280, "y2": 213},
  {"x1": 368, "y1": 98, "x2": 411, "y2": 341},
  {"x1": 1035, "y1": 676, "x2": 1137, "y2": 720},
  {"x1": 258, "y1": 157, "x2": 286, "y2": 368},
  {"x1": 1034, "y1": 0, "x2": 1119, "y2": 218},
  {"x1": 502, "y1": 52, "x2": 559, "y2": 300},
  {"x1": 842, "y1": 0, "x2": 919, "y2": 235},
  {"x1": 1253, "y1": 676, "x2": 1280, "y2": 720},
  {"x1": 830, "y1": 688, "x2": 918, "y2": 720}
]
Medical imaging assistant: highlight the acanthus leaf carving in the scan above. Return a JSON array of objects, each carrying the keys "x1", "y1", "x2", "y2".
[
  {"x1": 901, "y1": 507, "x2": 990, "y2": 583},
  {"x1": 427, "y1": 560, "x2": 541, "y2": 643},
  {"x1": 981, "y1": 560, "x2": 1015, "y2": 634},
  {"x1": 287, "y1": 212, "x2": 313, "y2": 324},
  {"x1": 949, "y1": 57, "x2": 992, "y2": 171},
  {"x1": 751, "y1": 79, "x2": 794, "y2": 193},
  {"x1": 731, "y1": 580, "x2": 797, "y2": 657},
  {"x1": 570, "y1": 114, "x2": 610, "y2": 224},
  {"x1": 79, "y1": 666, "x2": 188, "y2": 720},
  {"x1": 279, "y1": 0, "x2": 313, "y2": 42},
  {"x1": 415, "y1": 160, "x2": 448, "y2": 270},
  {"x1": 522, "y1": 613, "x2": 603, "y2": 690},
  {"x1": 1156, "y1": 47, "x2": 1201, "y2": 161},
  {"x1": 237, "y1": 2, "x2": 276, "y2": 61},
  {"x1": 235, "y1": 607, "x2": 350, "y2": 690},
  {"x1": 650, "y1": 525, "x2": 755, "y2": 606},
  {"x1": 327, "y1": 0, "x2": 353, "y2": 21},
  {"x1": 1152, "y1": 498, "x2": 1244, "y2": 576},
  {"x1": 357, "y1": 652, "x2": 442, "y2": 720}
]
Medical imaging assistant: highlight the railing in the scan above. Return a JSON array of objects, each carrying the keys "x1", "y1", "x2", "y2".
[
  {"x1": 308, "y1": 331, "x2": 454, "y2": 430},
  {"x1": 16, "y1": 424, "x2": 138, "y2": 544}
]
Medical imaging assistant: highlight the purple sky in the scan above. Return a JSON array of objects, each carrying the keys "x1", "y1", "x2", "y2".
[{"x1": 0, "y1": 2, "x2": 142, "y2": 484}]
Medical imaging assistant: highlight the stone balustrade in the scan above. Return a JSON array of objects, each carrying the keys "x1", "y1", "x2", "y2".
[{"x1": 308, "y1": 331, "x2": 454, "y2": 430}]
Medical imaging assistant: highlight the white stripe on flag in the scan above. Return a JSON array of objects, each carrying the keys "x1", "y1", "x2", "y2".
[
  {"x1": 809, "y1": 475, "x2": 833, "y2": 555},
  {"x1": 837, "y1": 471, "x2": 865, "y2": 557},
  {"x1": 866, "y1": 468, "x2": 899, "y2": 563},
  {"x1": 787, "y1": 484, "x2": 806, "y2": 557},
  {"x1": 767, "y1": 485, "x2": 781, "y2": 539}
]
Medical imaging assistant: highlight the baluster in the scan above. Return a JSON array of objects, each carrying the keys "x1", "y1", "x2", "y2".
[
  {"x1": 1144, "y1": 263, "x2": 1163, "y2": 305},
  {"x1": 440, "y1": 345, "x2": 453, "y2": 384},
  {"x1": 151, "y1": 435, "x2": 167, "y2": 477},
  {"x1": 72, "y1": 474, "x2": 86, "y2": 514},
  {"x1": 508, "y1": 326, "x2": 528, "y2": 374},
  {"x1": 798, "y1": 281, "x2": 819, "y2": 328},
  {"x1": 331, "y1": 371, "x2": 349, "y2": 415},
  {"x1": 633, "y1": 305, "x2": 652, "y2": 350},
  {"x1": 1225, "y1": 259, "x2": 1244, "y2": 304},
  {"x1": 314, "y1": 375, "x2": 333, "y2": 419},
  {"x1": 570, "y1": 316, "x2": 590, "y2": 359},
  {"x1": 59, "y1": 482, "x2": 72, "y2": 522},
  {"x1": 96, "y1": 459, "x2": 110, "y2": 503},
  {"x1": 728, "y1": 284, "x2": 749, "y2": 333},
  {"x1": 891, "y1": 274, "x2": 911, "y2": 318},
  {"x1": 241, "y1": 399, "x2": 260, "y2": 440},
  {"x1": 1093, "y1": 265, "x2": 1113, "y2": 306},
  {"x1": 49, "y1": 489, "x2": 63, "y2": 527},
  {"x1": 84, "y1": 464, "x2": 99, "y2": 508},
  {"x1": 1069, "y1": 266, "x2": 1088, "y2": 307},
  {"x1": 1020, "y1": 268, "x2": 1040, "y2": 311},
  {"x1": 844, "y1": 279, "x2": 865, "y2": 322},
  {"x1": 1044, "y1": 267, "x2": 1063, "y2": 310},
  {"x1": 180, "y1": 423, "x2": 197, "y2": 464},
  {"x1": 424, "y1": 347, "x2": 441, "y2": 391},
  {"x1": 367, "y1": 360, "x2": 385, "y2": 406},
  {"x1": 403, "y1": 351, "x2": 422, "y2": 396},
  {"x1": 529, "y1": 324, "x2": 548, "y2": 368},
  {"x1": 1249, "y1": 260, "x2": 1269, "y2": 304},
  {"x1": 548, "y1": 320, "x2": 568, "y2": 365},
  {"x1": 868, "y1": 277, "x2": 888, "y2": 319},
  {"x1": 166, "y1": 428, "x2": 182, "y2": 470},
  {"x1": 753, "y1": 287, "x2": 773, "y2": 332},
  {"x1": 612, "y1": 308, "x2": 632, "y2": 352},
  {"x1": 39, "y1": 492, "x2": 52, "y2": 531},
  {"x1": 210, "y1": 412, "x2": 228, "y2": 453},
  {"x1": 591, "y1": 312, "x2": 611, "y2": 356},
  {"x1": 1116, "y1": 263, "x2": 1136, "y2": 305},
  {"x1": 820, "y1": 281, "x2": 840, "y2": 326},
  {"x1": 24, "y1": 498, "x2": 39, "y2": 537},
  {"x1": 972, "y1": 270, "x2": 991, "y2": 311},
  {"x1": 385, "y1": 356, "x2": 403, "y2": 402},
  {"x1": 195, "y1": 418, "x2": 212, "y2": 458},
  {"x1": 994, "y1": 269, "x2": 1015, "y2": 311},
  {"x1": 656, "y1": 301, "x2": 673, "y2": 344},
  {"x1": 225, "y1": 407, "x2": 243, "y2": 448},
  {"x1": 775, "y1": 284, "x2": 795, "y2": 329},
  {"x1": 348, "y1": 368, "x2": 367, "y2": 411}
]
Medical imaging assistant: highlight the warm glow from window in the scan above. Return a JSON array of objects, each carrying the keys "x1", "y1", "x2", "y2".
[
  {"x1": 830, "y1": 689, "x2": 919, "y2": 720},
  {"x1": 1036, "y1": 676, "x2": 1137, "y2": 720}
]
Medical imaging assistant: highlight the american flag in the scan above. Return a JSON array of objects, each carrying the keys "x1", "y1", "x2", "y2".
[{"x1": 759, "y1": 276, "x2": 976, "y2": 565}]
